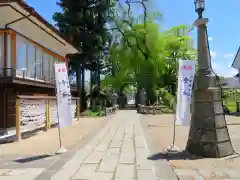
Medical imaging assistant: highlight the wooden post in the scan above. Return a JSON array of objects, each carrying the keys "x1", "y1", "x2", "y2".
[
  {"x1": 15, "y1": 98, "x2": 21, "y2": 141},
  {"x1": 34, "y1": 45, "x2": 37, "y2": 80},
  {"x1": 77, "y1": 99, "x2": 80, "y2": 121},
  {"x1": 45, "y1": 100, "x2": 50, "y2": 131},
  {"x1": 48, "y1": 100, "x2": 53, "y2": 127}
]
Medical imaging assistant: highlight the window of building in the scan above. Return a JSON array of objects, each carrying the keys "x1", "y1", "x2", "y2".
[
  {"x1": 0, "y1": 34, "x2": 3, "y2": 70},
  {"x1": 12, "y1": 33, "x2": 66, "y2": 82},
  {"x1": 16, "y1": 35, "x2": 27, "y2": 77},
  {"x1": 27, "y1": 43, "x2": 35, "y2": 79},
  {"x1": 49, "y1": 55, "x2": 55, "y2": 82},
  {"x1": 36, "y1": 47, "x2": 43, "y2": 80},
  {"x1": 43, "y1": 53, "x2": 49, "y2": 81}
]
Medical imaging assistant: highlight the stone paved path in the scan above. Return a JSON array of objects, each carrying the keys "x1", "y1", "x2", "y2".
[{"x1": 48, "y1": 110, "x2": 158, "y2": 180}]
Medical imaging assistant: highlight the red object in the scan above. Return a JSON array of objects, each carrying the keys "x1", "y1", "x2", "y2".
[
  {"x1": 58, "y1": 68, "x2": 61, "y2": 72},
  {"x1": 182, "y1": 65, "x2": 192, "y2": 70},
  {"x1": 62, "y1": 68, "x2": 66, "y2": 72}
]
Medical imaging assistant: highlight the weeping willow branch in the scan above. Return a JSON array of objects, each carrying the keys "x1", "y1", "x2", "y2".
[{"x1": 109, "y1": 0, "x2": 150, "y2": 60}]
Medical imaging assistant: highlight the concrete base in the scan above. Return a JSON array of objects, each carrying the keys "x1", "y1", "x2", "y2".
[
  {"x1": 166, "y1": 145, "x2": 181, "y2": 153},
  {"x1": 55, "y1": 147, "x2": 67, "y2": 154}
]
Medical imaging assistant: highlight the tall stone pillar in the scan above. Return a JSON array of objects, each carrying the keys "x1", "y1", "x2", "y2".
[{"x1": 186, "y1": 18, "x2": 235, "y2": 158}]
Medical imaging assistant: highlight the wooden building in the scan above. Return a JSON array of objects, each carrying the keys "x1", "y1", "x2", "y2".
[{"x1": 0, "y1": 0, "x2": 79, "y2": 129}]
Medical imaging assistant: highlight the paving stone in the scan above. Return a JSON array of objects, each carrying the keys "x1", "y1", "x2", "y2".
[
  {"x1": 198, "y1": 169, "x2": 229, "y2": 179},
  {"x1": 95, "y1": 143, "x2": 110, "y2": 152},
  {"x1": 224, "y1": 169, "x2": 240, "y2": 179},
  {"x1": 106, "y1": 148, "x2": 120, "y2": 155},
  {"x1": 121, "y1": 139, "x2": 134, "y2": 152},
  {"x1": 50, "y1": 167, "x2": 79, "y2": 180},
  {"x1": 0, "y1": 175, "x2": 38, "y2": 180},
  {"x1": 48, "y1": 111, "x2": 159, "y2": 180},
  {"x1": 136, "y1": 148, "x2": 152, "y2": 170},
  {"x1": 135, "y1": 136, "x2": 145, "y2": 148},
  {"x1": 78, "y1": 144, "x2": 96, "y2": 152},
  {"x1": 115, "y1": 164, "x2": 135, "y2": 179},
  {"x1": 177, "y1": 175, "x2": 195, "y2": 180},
  {"x1": 109, "y1": 141, "x2": 122, "y2": 148},
  {"x1": 62, "y1": 150, "x2": 89, "y2": 169},
  {"x1": 154, "y1": 160, "x2": 178, "y2": 180},
  {"x1": 84, "y1": 151, "x2": 105, "y2": 164},
  {"x1": 137, "y1": 170, "x2": 156, "y2": 180},
  {"x1": 6, "y1": 168, "x2": 44, "y2": 176},
  {"x1": 175, "y1": 169, "x2": 205, "y2": 179},
  {"x1": 0, "y1": 169, "x2": 11, "y2": 175},
  {"x1": 125, "y1": 125, "x2": 134, "y2": 137},
  {"x1": 98, "y1": 154, "x2": 119, "y2": 173},
  {"x1": 89, "y1": 172, "x2": 113, "y2": 180},
  {"x1": 115, "y1": 128, "x2": 125, "y2": 138},
  {"x1": 119, "y1": 152, "x2": 135, "y2": 164},
  {"x1": 134, "y1": 126, "x2": 143, "y2": 136},
  {"x1": 72, "y1": 164, "x2": 98, "y2": 179}
]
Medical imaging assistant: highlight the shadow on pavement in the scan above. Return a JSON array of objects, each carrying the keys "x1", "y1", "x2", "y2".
[
  {"x1": 14, "y1": 154, "x2": 52, "y2": 164},
  {"x1": 147, "y1": 151, "x2": 202, "y2": 161}
]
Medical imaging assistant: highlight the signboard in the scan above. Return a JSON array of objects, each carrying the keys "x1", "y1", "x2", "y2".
[
  {"x1": 55, "y1": 63, "x2": 72, "y2": 128},
  {"x1": 176, "y1": 60, "x2": 196, "y2": 126}
]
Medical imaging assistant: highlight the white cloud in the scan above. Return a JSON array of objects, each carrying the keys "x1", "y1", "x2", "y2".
[
  {"x1": 208, "y1": 37, "x2": 213, "y2": 41},
  {"x1": 223, "y1": 53, "x2": 234, "y2": 59},
  {"x1": 210, "y1": 51, "x2": 217, "y2": 58}
]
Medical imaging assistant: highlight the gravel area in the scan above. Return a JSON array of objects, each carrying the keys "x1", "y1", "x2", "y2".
[
  {"x1": 0, "y1": 117, "x2": 107, "y2": 158},
  {"x1": 140, "y1": 114, "x2": 240, "y2": 171}
]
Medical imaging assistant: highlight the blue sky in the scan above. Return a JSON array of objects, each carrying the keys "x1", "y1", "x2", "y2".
[{"x1": 26, "y1": 0, "x2": 240, "y2": 77}]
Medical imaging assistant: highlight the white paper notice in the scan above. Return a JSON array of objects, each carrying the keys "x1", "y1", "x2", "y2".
[
  {"x1": 176, "y1": 60, "x2": 196, "y2": 126},
  {"x1": 55, "y1": 63, "x2": 72, "y2": 128}
]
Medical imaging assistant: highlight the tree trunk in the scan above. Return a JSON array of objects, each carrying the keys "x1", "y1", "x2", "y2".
[
  {"x1": 97, "y1": 65, "x2": 101, "y2": 108},
  {"x1": 91, "y1": 71, "x2": 98, "y2": 111},
  {"x1": 76, "y1": 66, "x2": 82, "y2": 112},
  {"x1": 236, "y1": 102, "x2": 240, "y2": 112},
  {"x1": 90, "y1": 70, "x2": 93, "y2": 108},
  {"x1": 81, "y1": 67, "x2": 86, "y2": 112}
]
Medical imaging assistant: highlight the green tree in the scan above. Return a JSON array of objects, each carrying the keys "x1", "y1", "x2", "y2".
[
  {"x1": 102, "y1": 22, "x2": 196, "y2": 107},
  {"x1": 224, "y1": 89, "x2": 240, "y2": 112},
  {"x1": 104, "y1": 0, "x2": 196, "y2": 106},
  {"x1": 53, "y1": 0, "x2": 114, "y2": 111}
]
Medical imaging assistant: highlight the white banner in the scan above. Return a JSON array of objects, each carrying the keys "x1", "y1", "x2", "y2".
[
  {"x1": 55, "y1": 63, "x2": 72, "y2": 128},
  {"x1": 176, "y1": 60, "x2": 196, "y2": 126}
]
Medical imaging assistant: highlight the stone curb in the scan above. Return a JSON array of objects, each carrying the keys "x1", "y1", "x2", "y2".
[{"x1": 139, "y1": 114, "x2": 178, "y2": 180}]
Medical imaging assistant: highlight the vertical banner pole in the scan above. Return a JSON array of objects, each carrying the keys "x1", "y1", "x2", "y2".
[
  {"x1": 55, "y1": 85, "x2": 65, "y2": 154},
  {"x1": 166, "y1": 75, "x2": 180, "y2": 152},
  {"x1": 166, "y1": 60, "x2": 196, "y2": 153},
  {"x1": 54, "y1": 62, "x2": 72, "y2": 154}
]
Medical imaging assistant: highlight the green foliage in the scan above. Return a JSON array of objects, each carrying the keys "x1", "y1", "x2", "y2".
[
  {"x1": 87, "y1": 110, "x2": 105, "y2": 116},
  {"x1": 224, "y1": 89, "x2": 240, "y2": 103},
  {"x1": 223, "y1": 89, "x2": 240, "y2": 113},
  {"x1": 53, "y1": 0, "x2": 116, "y2": 111},
  {"x1": 157, "y1": 88, "x2": 175, "y2": 110},
  {"x1": 53, "y1": 0, "x2": 113, "y2": 70},
  {"x1": 102, "y1": 14, "x2": 196, "y2": 105}
]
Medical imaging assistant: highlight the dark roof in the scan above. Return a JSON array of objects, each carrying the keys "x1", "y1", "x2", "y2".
[{"x1": 232, "y1": 46, "x2": 240, "y2": 69}]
